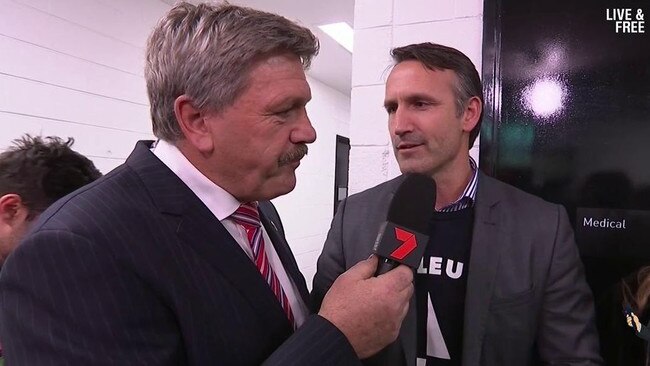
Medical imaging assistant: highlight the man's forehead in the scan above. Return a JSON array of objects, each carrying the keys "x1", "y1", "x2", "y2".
[
  {"x1": 254, "y1": 53, "x2": 305, "y2": 72},
  {"x1": 386, "y1": 63, "x2": 456, "y2": 94},
  {"x1": 388, "y1": 60, "x2": 452, "y2": 79}
]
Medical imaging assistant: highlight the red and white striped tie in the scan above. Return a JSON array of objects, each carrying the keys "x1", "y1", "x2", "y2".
[{"x1": 231, "y1": 202, "x2": 295, "y2": 327}]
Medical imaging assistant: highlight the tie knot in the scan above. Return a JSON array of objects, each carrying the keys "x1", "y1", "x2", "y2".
[{"x1": 231, "y1": 202, "x2": 261, "y2": 228}]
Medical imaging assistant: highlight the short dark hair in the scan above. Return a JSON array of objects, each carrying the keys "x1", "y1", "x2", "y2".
[
  {"x1": 0, "y1": 135, "x2": 102, "y2": 218},
  {"x1": 390, "y1": 42, "x2": 484, "y2": 148}
]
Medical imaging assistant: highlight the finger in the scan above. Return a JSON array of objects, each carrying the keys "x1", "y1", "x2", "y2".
[
  {"x1": 379, "y1": 265, "x2": 413, "y2": 291},
  {"x1": 343, "y1": 255, "x2": 378, "y2": 280},
  {"x1": 400, "y1": 282, "x2": 414, "y2": 299},
  {"x1": 391, "y1": 283, "x2": 414, "y2": 307},
  {"x1": 399, "y1": 299, "x2": 410, "y2": 320}
]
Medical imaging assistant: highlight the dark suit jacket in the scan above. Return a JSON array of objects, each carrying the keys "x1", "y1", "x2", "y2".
[
  {"x1": 313, "y1": 172, "x2": 603, "y2": 366},
  {"x1": 0, "y1": 141, "x2": 359, "y2": 365}
]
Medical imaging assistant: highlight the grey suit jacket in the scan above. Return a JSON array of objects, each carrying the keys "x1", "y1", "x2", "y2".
[
  {"x1": 312, "y1": 172, "x2": 603, "y2": 366},
  {"x1": 0, "y1": 141, "x2": 360, "y2": 366}
]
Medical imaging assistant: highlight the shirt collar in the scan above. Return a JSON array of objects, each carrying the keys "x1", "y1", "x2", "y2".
[
  {"x1": 437, "y1": 157, "x2": 478, "y2": 212},
  {"x1": 152, "y1": 139, "x2": 242, "y2": 220}
]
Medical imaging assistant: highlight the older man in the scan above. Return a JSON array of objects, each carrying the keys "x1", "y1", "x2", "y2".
[{"x1": 0, "y1": 3, "x2": 413, "y2": 365}]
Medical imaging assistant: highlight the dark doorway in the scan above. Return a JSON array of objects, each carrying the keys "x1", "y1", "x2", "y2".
[
  {"x1": 481, "y1": 0, "x2": 650, "y2": 364},
  {"x1": 334, "y1": 135, "x2": 350, "y2": 215}
]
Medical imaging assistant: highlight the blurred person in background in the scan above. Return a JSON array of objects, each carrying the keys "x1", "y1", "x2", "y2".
[
  {"x1": 619, "y1": 266, "x2": 650, "y2": 365},
  {"x1": 0, "y1": 134, "x2": 101, "y2": 363},
  {"x1": 0, "y1": 134, "x2": 101, "y2": 266}
]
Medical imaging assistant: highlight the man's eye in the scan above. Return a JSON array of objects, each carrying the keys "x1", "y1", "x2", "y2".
[
  {"x1": 276, "y1": 108, "x2": 293, "y2": 118},
  {"x1": 385, "y1": 106, "x2": 396, "y2": 114}
]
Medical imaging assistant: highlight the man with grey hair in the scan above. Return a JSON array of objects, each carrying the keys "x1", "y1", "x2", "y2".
[{"x1": 0, "y1": 3, "x2": 413, "y2": 365}]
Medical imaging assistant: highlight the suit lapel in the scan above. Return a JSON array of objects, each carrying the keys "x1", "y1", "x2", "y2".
[
  {"x1": 258, "y1": 203, "x2": 311, "y2": 307},
  {"x1": 461, "y1": 173, "x2": 503, "y2": 366},
  {"x1": 126, "y1": 141, "x2": 291, "y2": 332},
  {"x1": 175, "y1": 207, "x2": 291, "y2": 329}
]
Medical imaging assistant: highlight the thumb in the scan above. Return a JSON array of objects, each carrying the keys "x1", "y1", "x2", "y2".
[{"x1": 345, "y1": 255, "x2": 378, "y2": 280}]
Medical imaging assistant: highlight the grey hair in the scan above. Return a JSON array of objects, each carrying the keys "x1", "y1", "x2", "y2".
[
  {"x1": 390, "y1": 43, "x2": 484, "y2": 148},
  {"x1": 145, "y1": 2, "x2": 320, "y2": 141}
]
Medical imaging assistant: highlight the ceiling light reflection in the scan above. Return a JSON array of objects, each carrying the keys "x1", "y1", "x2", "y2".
[{"x1": 522, "y1": 77, "x2": 567, "y2": 118}]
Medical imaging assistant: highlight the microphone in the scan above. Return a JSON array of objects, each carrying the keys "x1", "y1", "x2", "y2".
[{"x1": 373, "y1": 173, "x2": 436, "y2": 276}]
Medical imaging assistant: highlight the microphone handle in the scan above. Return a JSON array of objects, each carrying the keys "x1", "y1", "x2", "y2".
[{"x1": 375, "y1": 257, "x2": 398, "y2": 276}]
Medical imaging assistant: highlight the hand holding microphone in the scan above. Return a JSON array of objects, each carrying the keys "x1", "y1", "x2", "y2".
[
  {"x1": 318, "y1": 174, "x2": 436, "y2": 359},
  {"x1": 318, "y1": 255, "x2": 414, "y2": 359}
]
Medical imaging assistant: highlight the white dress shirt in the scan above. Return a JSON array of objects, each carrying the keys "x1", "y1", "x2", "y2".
[{"x1": 152, "y1": 140, "x2": 308, "y2": 327}]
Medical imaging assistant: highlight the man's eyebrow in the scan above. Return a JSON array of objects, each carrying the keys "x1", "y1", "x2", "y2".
[
  {"x1": 271, "y1": 95, "x2": 312, "y2": 110},
  {"x1": 383, "y1": 93, "x2": 439, "y2": 107},
  {"x1": 404, "y1": 93, "x2": 438, "y2": 103},
  {"x1": 383, "y1": 99, "x2": 398, "y2": 111}
]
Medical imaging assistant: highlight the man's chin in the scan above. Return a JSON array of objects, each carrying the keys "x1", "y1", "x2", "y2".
[
  {"x1": 398, "y1": 162, "x2": 431, "y2": 176},
  {"x1": 277, "y1": 159, "x2": 301, "y2": 170},
  {"x1": 277, "y1": 181, "x2": 297, "y2": 197},
  {"x1": 260, "y1": 174, "x2": 297, "y2": 200}
]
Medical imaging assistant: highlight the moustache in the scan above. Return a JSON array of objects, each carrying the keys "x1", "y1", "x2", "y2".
[
  {"x1": 393, "y1": 134, "x2": 426, "y2": 146},
  {"x1": 278, "y1": 144, "x2": 308, "y2": 166}
]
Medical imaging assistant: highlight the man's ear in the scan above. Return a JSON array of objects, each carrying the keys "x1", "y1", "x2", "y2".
[
  {"x1": 461, "y1": 96, "x2": 482, "y2": 133},
  {"x1": 0, "y1": 194, "x2": 29, "y2": 227},
  {"x1": 174, "y1": 95, "x2": 215, "y2": 153}
]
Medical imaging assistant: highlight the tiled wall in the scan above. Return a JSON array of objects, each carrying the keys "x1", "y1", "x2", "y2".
[{"x1": 0, "y1": 0, "x2": 166, "y2": 173}]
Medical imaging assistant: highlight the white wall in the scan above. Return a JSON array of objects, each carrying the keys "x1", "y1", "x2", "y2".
[
  {"x1": 272, "y1": 76, "x2": 351, "y2": 289},
  {"x1": 349, "y1": 0, "x2": 484, "y2": 194},
  {"x1": 0, "y1": 0, "x2": 351, "y2": 285},
  {"x1": 0, "y1": 0, "x2": 168, "y2": 173}
]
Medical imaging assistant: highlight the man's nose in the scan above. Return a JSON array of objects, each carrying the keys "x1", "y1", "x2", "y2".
[{"x1": 291, "y1": 110, "x2": 317, "y2": 144}]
